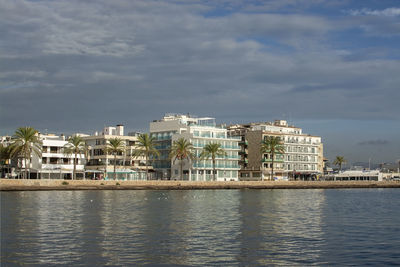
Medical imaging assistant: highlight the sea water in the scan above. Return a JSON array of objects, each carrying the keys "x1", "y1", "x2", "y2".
[{"x1": 1, "y1": 189, "x2": 400, "y2": 266}]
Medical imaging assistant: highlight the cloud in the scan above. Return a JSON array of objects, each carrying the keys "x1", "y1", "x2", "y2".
[
  {"x1": 0, "y1": 0, "x2": 399, "y2": 134},
  {"x1": 349, "y1": 8, "x2": 400, "y2": 17},
  {"x1": 357, "y1": 140, "x2": 390, "y2": 146}
]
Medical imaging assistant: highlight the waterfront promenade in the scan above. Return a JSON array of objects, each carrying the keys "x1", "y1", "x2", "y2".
[{"x1": 1, "y1": 179, "x2": 399, "y2": 191}]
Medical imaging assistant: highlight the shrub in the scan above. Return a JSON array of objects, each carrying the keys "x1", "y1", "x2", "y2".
[
  {"x1": 116, "y1": 182, "x2": 120, "y2": 186},
  {"x1": 62, "y1": 181, "x2": 69, "y2": 185},
  {"x1": 100, "y1": 183, "x2": 104, "y2": 185}
]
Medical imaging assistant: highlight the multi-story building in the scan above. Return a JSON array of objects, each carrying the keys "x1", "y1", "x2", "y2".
[
  {"x1": 227, "y1": 120, "x2": 323, "y2": 181},
  {"x1": 82, "y1": 125, "x2": 149, "y2": 180},
  {"x1": 150, "y1": 114, "x2": 241, "y2": 181},
  {"x1": 2, "y1": 133, "x2": 85, "y2": 179},
  {"x1": 37, "y1": 133, "x2": 86, "y2": 179},
  {"x1": 0, "y1": 135, "x2": 13, "y2": 178}
]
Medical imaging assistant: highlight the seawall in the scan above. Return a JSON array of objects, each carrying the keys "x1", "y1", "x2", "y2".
[{"x1": 1, "y1": 179, "x2": 400, "y2": 191}]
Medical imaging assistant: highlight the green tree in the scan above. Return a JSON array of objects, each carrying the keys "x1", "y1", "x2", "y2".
[
  {"x1": 200, "y1": 143, "x2": 227, "y2": 181},
  {"x1": 133, "y1": 134, "x2": 159, "y2": 180},
  {"x1": 260, "y1": 136, "x2": 285, "y2": 181},
  {"x1": 333, "y1": 156, "x2": 346, "y2": 172},
  {"x1": 64, "y1": 135, "x2": 85, "y2": 180},
  {"x1": 104, "y1": 138, "x2": 125, "y2": 180},
  {"x1": 10, "y1": 127, "x2": 42, "y2": 179},
  {"x1": 169, "y1": 138, "x2": 195, "y2": 180}
]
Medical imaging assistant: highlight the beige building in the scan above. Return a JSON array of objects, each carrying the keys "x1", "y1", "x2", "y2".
[
  {"x1": 228, "y1": 120, "x2": 324, "y2": 181},
  {"x1": 81, "y1": 125, "x2": 150, "y2": 180}
]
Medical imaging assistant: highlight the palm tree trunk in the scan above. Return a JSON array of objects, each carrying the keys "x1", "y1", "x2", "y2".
[
  {"x1": 24, "y1": 154, "x2": 28, "y2": 179},
  {"x1": 17, "y1": 158, "x2": 21, "y2": 179},
  {"x1": 73, "y1": 151, "x2": 77, "y2": 180},
  {"x1": 271, "y1": 152, "x2": 274, "y2": 181},
  {"x1": 180, "y1": 158, "x2": 183, "y2": 180},
  {"x1": 114, "y1": 154, "x2": 117, "y2": 180},
  {"x1": 146, "y1": 151, "x2": 149, "y2": 181},
  {"x1": 212, "y1": 157, "x2": 216, "y2": 181}
]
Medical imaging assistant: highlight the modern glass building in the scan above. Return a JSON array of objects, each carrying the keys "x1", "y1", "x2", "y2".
[{"x1": 150, "y1": 114, "x2": 240, "y2": 181}]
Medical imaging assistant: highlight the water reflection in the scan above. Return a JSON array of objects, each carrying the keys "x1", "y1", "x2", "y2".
[
  {"x1": 97, "y1": 190, "x2": 148, "y2": 265},
  {"x1": 2, "y1": 189, "x2": 400, "y2": 266},
  {"x1": 236, "y1": 190, "x2": 326, "y2": 266}
]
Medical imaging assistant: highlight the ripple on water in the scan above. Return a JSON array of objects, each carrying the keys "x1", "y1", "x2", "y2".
[{"x1": 1, "y1": 189, "x2": 400, "y2": 266}]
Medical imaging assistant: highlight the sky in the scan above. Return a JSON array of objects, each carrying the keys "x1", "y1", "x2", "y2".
[{"x1": 0, "y1": 0, "x2": 399, "y2": 165}]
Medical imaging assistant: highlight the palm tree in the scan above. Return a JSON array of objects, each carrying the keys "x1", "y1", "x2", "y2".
[
  {"x1": 9, "y1": 127, "x2": 42, "y2": 179},
  {"x1": 200, "y1": 143, "x2": 226, "y2": 181},
  {"x1": 104, "y1": 138, "x2": 125, "y2": 180},
  {"x1": 169, "y1": 138, "x2": 195, "y2": 180},
  {"x1": 260, "y1": 136, "x2": 285, "y2": 181},
  {"x1": 133, "y1": 133, "x2": 159, "y2": 180},
  {"x1": 64, "y1": 135, "x2": 85, "y2": 180},
  {"x1": 333, "y1": 156, "x2": 346, "y2": 173}
]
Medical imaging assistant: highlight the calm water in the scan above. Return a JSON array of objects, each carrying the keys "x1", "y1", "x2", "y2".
[{"x1": 1, "y1": 189, "x2": 400, "y2": 266}]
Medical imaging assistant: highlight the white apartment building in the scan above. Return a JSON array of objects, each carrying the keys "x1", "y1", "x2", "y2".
[
  {"x1": 2, "y1": 133, "x2": 85, "y2": 179},
  {"x1": 228, "y1": 120, "x2": 324, "y2": 180},
  {"x1": 82, "y1": 125, "x2": 149, "y2": 180},
  {"x1": 150, "y1": 114, "x2": 241, "y2": 181},
  {"x1": 37, "y1": 133, "x2": 85, "y2": 179},
  {"x1": 0, "y1": 136, "x2": 13, "y2": 178}
]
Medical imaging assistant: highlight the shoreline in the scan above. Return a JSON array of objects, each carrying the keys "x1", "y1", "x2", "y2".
[{"x1": 1, "y1": 179, "x2": 400, "y2": 191}]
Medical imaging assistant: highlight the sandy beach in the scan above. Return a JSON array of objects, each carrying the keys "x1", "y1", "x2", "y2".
[{"x1": 1, "y1": 179, "x2": 399, "y2": 191}]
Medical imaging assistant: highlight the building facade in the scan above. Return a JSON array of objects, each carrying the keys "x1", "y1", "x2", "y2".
[
  {"x1": 82, "y1": 125, "x2": 149, "y2": 180},
  {"x1": 150, "y1": 114, "x2": 240, "y2": 181},
  {"x1": 228, "y1": 120, "x2": 324, "y2": 180},
  {"x1": 2, "y1": 133, "x2": 86, "y2": 179},
  {"x1": 0, "y1": 136, "x2": 13, "y2": 178},
  {"x1": 38, "y1": 133, "x2": 86, "y2": 179}
]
